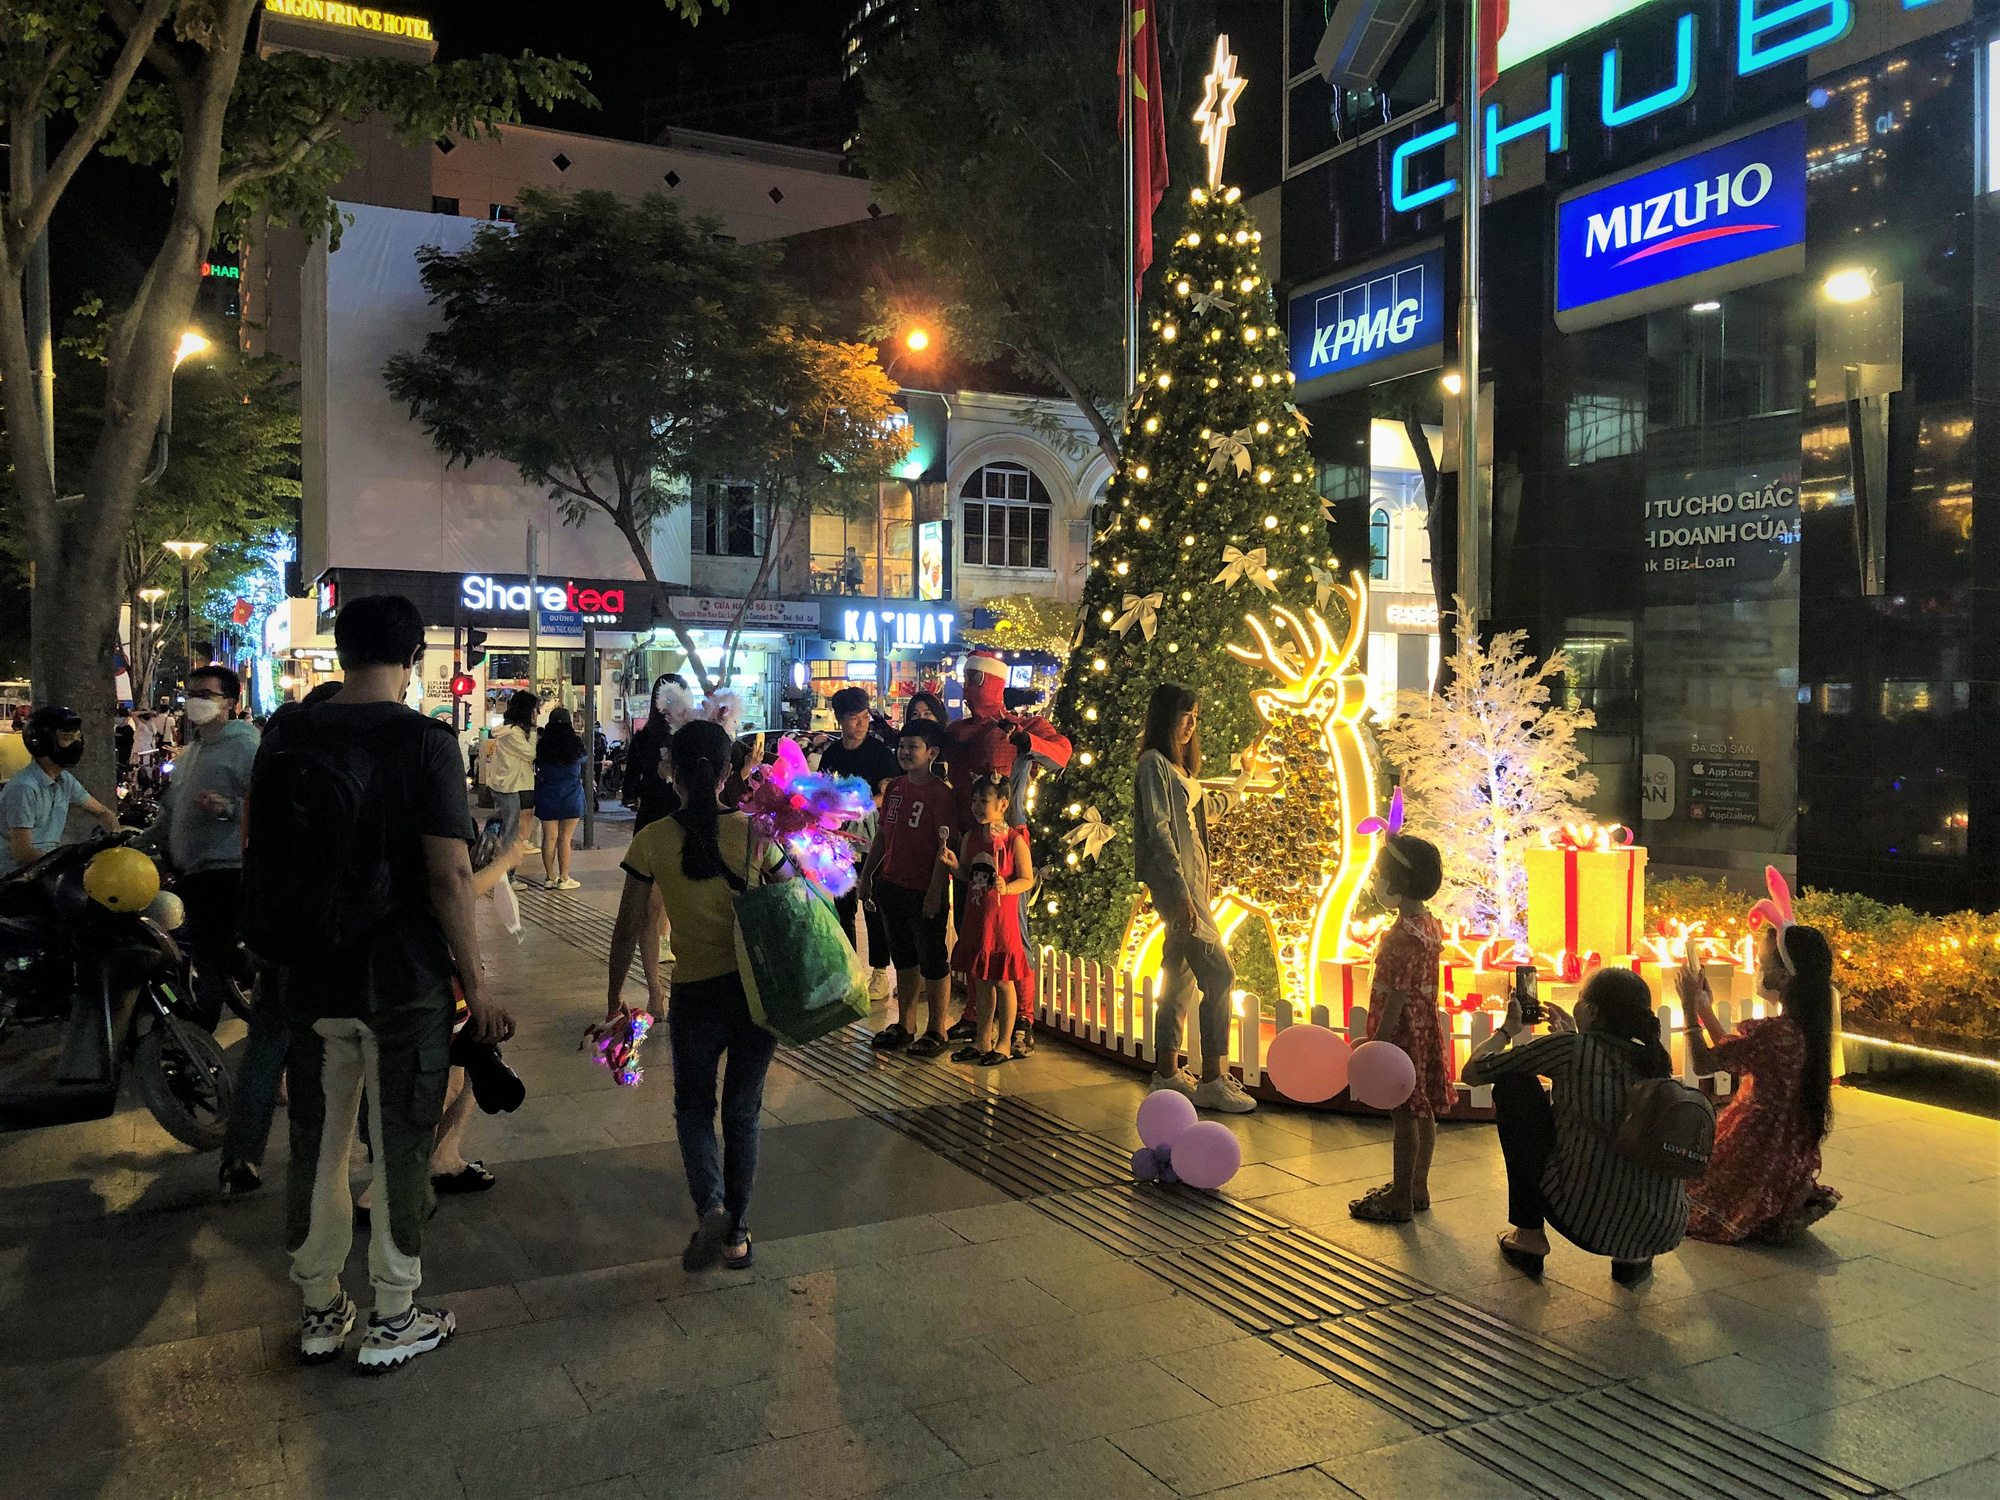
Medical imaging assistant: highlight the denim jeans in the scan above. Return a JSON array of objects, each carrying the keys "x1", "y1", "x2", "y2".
[
  {"x1": 669, "y1": 972, "x2": 778, "y2": 1242},
  {"x1": 492, "y1": 789, "x2": 526, "y2": 847},
  {"x1": 224, "y1": 969, "x2": 291, "y2": 1168},
  {"x1": 1153, "y1": 921, "x2": 1235, "y2": 1066}
]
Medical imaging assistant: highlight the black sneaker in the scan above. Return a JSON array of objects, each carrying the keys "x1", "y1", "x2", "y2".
[{"x1": 218, "y1": 1160, "x2": 262, "y2": 1199}]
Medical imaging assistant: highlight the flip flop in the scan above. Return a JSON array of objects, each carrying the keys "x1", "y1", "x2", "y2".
[
  {"x1": 1497, "y1": 1230, "x2": 1546, "y2": 1278},
  {"x1": 431, "y1": 1162, "x2": 497, "y2": 1194}
]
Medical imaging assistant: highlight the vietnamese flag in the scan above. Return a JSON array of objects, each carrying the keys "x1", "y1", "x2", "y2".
[
  {"x1": 1117, "y1": 5, "x2": 1169, "y2": 280},
  {"x1": 1479, "y1": 0, "x2": 1505, "y2": 98}
]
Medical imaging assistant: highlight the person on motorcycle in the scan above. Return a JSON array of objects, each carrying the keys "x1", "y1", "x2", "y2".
[
  {"x1": 0, "y1": 705, "x2": 119, "y2": 875},
  {"x1": 147, "y1": 666, "x2": 259, "y2": 1034}
]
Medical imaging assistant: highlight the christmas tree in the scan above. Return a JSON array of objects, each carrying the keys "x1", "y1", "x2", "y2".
[
  {"x1": 1035, "y1": 182, "x2": 1335, "y2": 967},
  {"x1": 1375, "y1": 607, "x2": 1598, "y2": 939}
]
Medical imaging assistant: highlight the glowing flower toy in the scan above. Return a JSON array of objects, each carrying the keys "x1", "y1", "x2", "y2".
[
  {"x1": 582, "y1": 1008, "x2": 654, "y2": 1087},
  {"x1": 740, "y1": 738, "x2": 876, "y2": 895}
]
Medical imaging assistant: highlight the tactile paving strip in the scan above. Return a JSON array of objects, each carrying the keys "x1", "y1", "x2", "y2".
[
  {"x1": 1139, "y1": 1229, "x2": 1437, "y2": 1332},
  {"x1": 513, "y1": 883, "x2": 623, "y2": 959},
  {"x1": 1441, "y1": 1384, "x2": 1887, "y2": 1500},
  {"x1": 874, "y1": 1094, "x2": 1080, "y2": 1151},
  {"x1": 1271, "y1": 1296, "x2": 1615, "y2": 1430},
  {"x1": 1035, "y1": 1182, "x2": 1294, "y2": 1257},
  {"x1": 777, "y1": 1027, "x2": 980, "y2": 1112},
  {"x1": 938, "y1": 1132, "x2": 1141, "y2": 1198}
]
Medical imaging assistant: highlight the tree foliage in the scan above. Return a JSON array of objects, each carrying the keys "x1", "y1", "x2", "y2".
[
  {"x1": 857, "y1": 0, "x2": 1216, "y2": 466},
  {"x1": 383, "y1": 188, "x2": 909, "y2": 692},
  {"x1": 1376, "y1": 608, "x2": 1598, "y2": 937}
]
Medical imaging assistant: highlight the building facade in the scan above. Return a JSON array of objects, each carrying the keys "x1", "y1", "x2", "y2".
[{"x1": 1268, "y1": 0, "x2": 1996, "y2": 912}]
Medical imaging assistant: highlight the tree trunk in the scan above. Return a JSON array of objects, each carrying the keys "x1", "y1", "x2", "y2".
[
  {"x1": 1407, "y1": 413, "x2": 1457, "y2": 683},
  {"x1": 1031, "y1": 349, "x2": 1122, "y2": 468},
  {"x1": 613, "y1": 514, "x2": 719, "y2": 696},
  {"x1": 719, "y1": 492, "x2": 798, "y2": 692}
]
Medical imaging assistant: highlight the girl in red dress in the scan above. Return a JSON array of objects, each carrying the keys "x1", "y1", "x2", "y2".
[
  {"x1": 1351, "y1": 833, "x2": 1457, "y2": 1223},
  {"x1": 1678, "y1": 908, "x2": 1841, "y2": 1244},
  {"x1": 939, "y1": 774, "x2": 1035, "y2": 1067}
]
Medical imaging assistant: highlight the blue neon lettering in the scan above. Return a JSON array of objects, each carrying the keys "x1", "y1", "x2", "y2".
[
  {"x1": 1602, "y1": 13, "x2": 1698, "y2": 127},
  {"x1": 1738, "y1": 0, "x2": 1853, "y2": 77},
  {"x1": 1486, "y1": 72, "x2": 1566, "y2": 179},
  {"x1": 1391, "y1": 122, "x2": 1458, "y2": 211}
]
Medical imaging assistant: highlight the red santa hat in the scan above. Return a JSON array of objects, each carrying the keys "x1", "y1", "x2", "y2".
[{"x1": 963, "y1": 649, "x2": 1010, "y2": 682}]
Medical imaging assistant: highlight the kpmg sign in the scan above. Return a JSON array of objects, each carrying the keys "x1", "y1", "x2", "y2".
[
  {"x1": 1288, "y1": 248, "x2": 1444, "y2": 389},
  {"x1": 1555, "y1": 118, "x2": 1805, "y2": 331}
]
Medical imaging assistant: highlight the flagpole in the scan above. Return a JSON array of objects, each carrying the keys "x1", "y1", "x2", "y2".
[
  {"x1": 1456, "y1": 0, "x2": 1485, "y2": 635},
  {"x1": 1123, "y1": 0, "x2": 1138, "y2": 397}
]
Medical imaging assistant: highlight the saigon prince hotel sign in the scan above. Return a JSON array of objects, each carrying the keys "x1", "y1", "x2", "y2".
[{"x1": 263, "y1": 1, "x2": 434, "y2": 42}]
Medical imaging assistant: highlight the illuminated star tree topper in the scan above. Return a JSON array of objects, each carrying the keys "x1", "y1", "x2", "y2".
[{"x1": 1193, "y1": 34, "x2": 1246, "y2": 193}]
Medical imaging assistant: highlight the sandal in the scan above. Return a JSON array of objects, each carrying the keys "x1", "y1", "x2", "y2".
[
  {"x1": 724, "y1": 1236, "x2": 755, "y2": 1271},
  {"x1": 951, "y1": 1045, "x2": 985, "y2": 1063},
  {"x1": 976, "y1": 1050, "x2": 1010, "y2": 1067},
  {"x1": 1010, "y1": 1023, "x2": 1034, "y2": 1057},
  {"x1": 870, "y1": 1024, "x2": 913, "y2": 1051},
  {"x1": 1348, "y1": 1186, "x2": 1413, "y2": 1224},
  {"x1": 431, "y1": 1162, "x2": 497, "y2": 1194},
  {"x1": 1497, "y1": 1230, "x2": 1547, "y2": 1278},
  {"x1": 945, "y1": 1019, "x2": 975, "y2": 1041},
  {"x1": 907, "y1": 1033, "x2": 948, "y2": 1058}
]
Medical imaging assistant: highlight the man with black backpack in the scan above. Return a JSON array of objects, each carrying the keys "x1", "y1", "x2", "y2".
[{"x1": 243, "y1": 594, "x2": 512, "y2": 1372}]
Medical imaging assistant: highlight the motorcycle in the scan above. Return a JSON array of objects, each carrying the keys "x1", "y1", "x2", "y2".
[{"x1": 0, "y1": 832, "x2": 232, "y2": 1149}]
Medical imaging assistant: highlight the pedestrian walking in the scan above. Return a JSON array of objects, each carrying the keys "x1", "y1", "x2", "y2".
[
  {"x1": 817, "y1": 686, "x2": 900, "y2": 1000},
  {"x1": 856, "y1": 719, "x2": 958, "y2": 1058},
  {"x1": 242, "y1": 593, "x2": 511, "y2": 1371},
  {"x1": 1133, "y1": 685, "x2": 1255, "y2": 1114},
  {"x1": 606, "y1": 719, "x2": 788, "y2": 1271},
  {"x1": 533, "y1": 706, "x2": 586, "y2": 889},
  {"x1": 938, "y1": 772, "x2": 1035, "y2": 1066},
  {"x1": 479, "y1": 690, "x2": 540, "y2": 858}
]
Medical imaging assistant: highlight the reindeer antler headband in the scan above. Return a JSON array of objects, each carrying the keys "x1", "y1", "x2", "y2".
[
  {"x1": 1747, "y1": 865, "x2": 1797, "y2": 974},
  {"x1": 1356, "y1": 788, "x2": 1411, "y2": 867}
]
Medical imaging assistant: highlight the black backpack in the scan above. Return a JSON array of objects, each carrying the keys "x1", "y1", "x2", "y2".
[
  {"x1": 1590, "y1": 1039, "x2": 1717, "y2": 1181},
  {"x1": 241, "y1": 707, "x2": 428, "y2": 966}
]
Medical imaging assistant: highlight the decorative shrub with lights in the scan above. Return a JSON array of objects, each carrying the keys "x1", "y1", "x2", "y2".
[
  {"x1": 1651, "y1": 876, "x2": 2000, "y2": 1052},
  {"x1": 1036, "y1": 183, "x2": 1333, "y2": 965}
]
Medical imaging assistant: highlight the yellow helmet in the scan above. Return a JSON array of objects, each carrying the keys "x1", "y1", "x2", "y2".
[
  {"x1": 0, "y1": 734, "x2": 28, "y2": 780},
  {"x1": 84, "y1": 846, "x2": 160, "y2": 912}
]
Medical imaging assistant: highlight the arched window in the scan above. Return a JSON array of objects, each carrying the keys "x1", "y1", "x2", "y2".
[
  {"x1": 960, "y1": 462, "x2": 1052, "y2": 571},
  {"x1": 1369, "y1": 508, "x2": 1391, "y2": 581}
]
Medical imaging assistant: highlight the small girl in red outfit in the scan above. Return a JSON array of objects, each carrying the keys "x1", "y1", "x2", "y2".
[
  {"x1": 939, "y1": 774, "x2": 1035, "y2": 1067},
  {"x1": 1351, "y1": 833, "x2": 1456, "y2": 1223}
]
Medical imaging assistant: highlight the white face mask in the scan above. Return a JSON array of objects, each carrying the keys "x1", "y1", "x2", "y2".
[{"x1": 183, "y1": 698, "x2": 224, "y2": 726}]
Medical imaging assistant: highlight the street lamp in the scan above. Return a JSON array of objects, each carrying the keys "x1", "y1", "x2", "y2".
[
  {"x1": 137, "y1": 586, "x2": 168, "y2": 701},
  {"x1": 140, "y1": 330, "x2": 213, "y2": 487},
  {"x1": 163, "y1": 540, "x2": 208, "y2": 698}
]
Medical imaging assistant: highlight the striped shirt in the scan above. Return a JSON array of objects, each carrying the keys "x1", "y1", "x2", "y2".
[{"x1": 1465, "y1": 1032, "x2": 1689, "y2": 1260}]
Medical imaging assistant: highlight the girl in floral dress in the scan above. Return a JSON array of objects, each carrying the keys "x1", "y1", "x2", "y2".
[
  {"x1": 1678, "y1": 917, "x2": 1841, "y2": 1243},
  {"x1": 1350, "y1": 833, "x2": 1456, "y2": 1222}
]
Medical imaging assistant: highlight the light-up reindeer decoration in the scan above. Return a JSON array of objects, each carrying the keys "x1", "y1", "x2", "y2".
[{"x1": 1121, "y1": 571, "x2": 1381, "y2": 1007}]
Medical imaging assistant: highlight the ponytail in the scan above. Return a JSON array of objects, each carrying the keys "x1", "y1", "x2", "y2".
[
  {"x1": 1581, "y1": 967, "x2": 1673, "y2": 1080},
  {"x1": 668, "y1": 720, "x2": 744, "y2": 890},
  {"x1": 1781, "y1": 924, "x2": 1836, "y2": 1144}
]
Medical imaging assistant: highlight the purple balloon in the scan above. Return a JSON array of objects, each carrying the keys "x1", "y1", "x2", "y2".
[
  {"x1": 1158, "y1": 1163, "x2": 1181, "y2": 1185},
  {"x1": 1130, "y1": 1147, "x2": 1160, "y2": 1181},
  {"x1": 1136, "y1": 1089, "x2": 1198, "y2": 1150},
  {"x1": 1171, "y1": 1120, "x2": 1243, "y2": 1190},
  {"x1": 1348, "y1": 1040, "x2": 1417, "y2": 1110}
]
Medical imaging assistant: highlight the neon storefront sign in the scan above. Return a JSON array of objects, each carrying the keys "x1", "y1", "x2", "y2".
[
  {"x1": 460, "y1": 575, "x2": 628, "y2": 618},
  {"x1": 1287, "y1": 248, "x2": 1444, "y2": 385},
  {"x1": 842, "y1": 608, "x2": 956, "y2": 647}
]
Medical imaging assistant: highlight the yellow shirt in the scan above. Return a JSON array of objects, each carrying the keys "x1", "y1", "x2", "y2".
[{"x1": 620, "y1": 812, "x2": 781, "y2": 983}]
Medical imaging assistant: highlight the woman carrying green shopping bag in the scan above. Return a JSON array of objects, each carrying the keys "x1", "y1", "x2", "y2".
[{"x1": 607, "y1": 719, "x2": 788, "y2": 1272}]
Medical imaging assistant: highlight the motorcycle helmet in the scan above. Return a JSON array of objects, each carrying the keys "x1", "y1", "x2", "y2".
[
  {"x1": 0, "y1": 733, "x2": 28, "y2": 779},
  {"x1": 143, "y1": 890, "x2": 187, "y2": 931},
  {"x1": 22, "y1": 705, "x2": 83, "y2": 766},
  {"x1": 83, "y1": 846, "x2": 160, "y2": 912}
]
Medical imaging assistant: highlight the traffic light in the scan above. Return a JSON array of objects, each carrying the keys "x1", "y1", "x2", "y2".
[
  {"x1": 450, "y1": 673, "x2": 476, "y2": 699},
  {"x1": 464, "y1": 627, "x2": 488, "y2": 668}
]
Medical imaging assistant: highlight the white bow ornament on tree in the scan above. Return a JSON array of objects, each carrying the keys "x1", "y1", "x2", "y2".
[
  {"x1": 1205, "y1": 426, "x2": 1254, "y2": 477},
  {"x1": 1215, "y1": 544, "x2": 1276, "y2": 593},
  {"x1": 1112, "y1": 591, "x2": 1163, "y2": 641},
  {"x1": 1286, "y1": 402, "x2": 1313, "y2": 435},
  {"x1": 1063, "y1": 807, "x2": 1117, "y2": 864},
  {"x1": 1189, "y1": 289, "x2": 1238, "y2": 317},
  {"x1": 1308, "y1": 562, "x2": 1337, "y2": 611}
]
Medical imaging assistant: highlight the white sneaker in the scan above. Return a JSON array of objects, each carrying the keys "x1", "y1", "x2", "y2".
[
  {"x1": 1194, "y1": 1075, "x2": 1258, "y2": 1114},
  {"x1": 298, "y1": 1289, "x2": 356, "y2": 1364},
  {"x1": 558, "y1": 877, "x2": 582, "y2": 891},
  {"x1": 356, "y1": 1303, "x2": 455, "y2": 1372},
  {"x1": 1150, "y1": 1068, "x2": 1199, "y2": 1097},
  {"x1": 867, "y1": 966, "x2": 894, "y2": 1001}
]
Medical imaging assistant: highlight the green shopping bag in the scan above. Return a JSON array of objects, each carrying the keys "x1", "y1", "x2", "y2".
[{"x1": 732, "y1": 846, "x2": 868, "y2": 1047}]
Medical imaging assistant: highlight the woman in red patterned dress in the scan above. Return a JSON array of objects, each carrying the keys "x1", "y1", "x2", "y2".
[
  {"x1": 1350, "y1": 834, "x2": 1456, "y2": 1223},
  {"x1": 1677, "y1": 920, "x2": 1841, "y2": 1243}
]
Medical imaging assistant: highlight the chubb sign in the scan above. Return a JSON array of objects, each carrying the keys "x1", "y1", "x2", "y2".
[
  {"x1": 1288, "y1": 248, "x2": 1445, "y2": 387},
  {"x1": 460, "y1": 575, "x2": 628, "y2": 618}
]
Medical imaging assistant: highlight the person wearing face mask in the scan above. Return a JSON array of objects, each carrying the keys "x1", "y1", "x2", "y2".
[
  {"x1": 0, "y1": 704, "x2": 119, "y2": 875},
  {"x1": 148, "y1": 666, "x2": 260, "y2": 1030}
]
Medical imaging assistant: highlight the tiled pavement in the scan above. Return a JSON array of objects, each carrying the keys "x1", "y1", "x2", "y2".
[{"x1": 2, "y1": 826, "x2": 1996, "y2": 1499}]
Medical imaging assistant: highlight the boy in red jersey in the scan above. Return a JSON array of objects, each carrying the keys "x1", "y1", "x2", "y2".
[{"x1": 856, "y1": 720, "x2": 959, "y2": 1057}]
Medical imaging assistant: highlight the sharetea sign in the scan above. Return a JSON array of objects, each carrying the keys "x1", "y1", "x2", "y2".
[
  {"x1": 1556, "y1": 118, "x2": 1805, "y2": 331},
  {"x1": 1288, "y1": 248, "x2": 1444, "y2": 388},
  {"x1": 460, "y1": 575, "x2": 629, "y2": 625}
]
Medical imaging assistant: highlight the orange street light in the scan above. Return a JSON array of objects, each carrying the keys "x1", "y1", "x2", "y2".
[{"x1": 904, "y1": 327, "x2": 931, "y2": 353}]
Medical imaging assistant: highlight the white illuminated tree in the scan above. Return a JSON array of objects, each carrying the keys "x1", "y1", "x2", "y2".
[{"x1": 1375, "y1": 602, "x2": 1598, "y2": 937}]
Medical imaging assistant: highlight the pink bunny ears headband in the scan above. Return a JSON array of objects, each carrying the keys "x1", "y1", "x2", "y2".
[
  {"x1": 1356, "y1": 788, "x2": 1411, "y2": 867},
  {"x1": 1748, "y1": 865, "x2": 1797, "y2": 973}
]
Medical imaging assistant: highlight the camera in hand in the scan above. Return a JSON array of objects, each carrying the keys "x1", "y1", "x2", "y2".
[{"x1": 1512, "y1": 964, "x2": 1541, "y2": 1026}]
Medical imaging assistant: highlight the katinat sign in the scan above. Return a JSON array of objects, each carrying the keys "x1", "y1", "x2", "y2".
[
  {"x1": 1555, "y1": 118, "x2": 1805, "y2": 331},
  {"x1": 1288, "y1": 248, "x2": 1444, "y2": 389}
]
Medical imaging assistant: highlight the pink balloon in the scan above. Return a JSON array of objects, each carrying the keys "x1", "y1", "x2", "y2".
[
  {"x1": 1264, "y1": 1024, "x2": 1352, "y2": 1105},
  {"x1": 1348, "y1": 1040, "x2": 1416, "y2": 1110},
  {"x1": 1171, "y1": 1120, "x2": 1242, "y2": 1190},
  {"x1": 1135, "y1": 1089, "x2": 1198, "y2": 1149}
]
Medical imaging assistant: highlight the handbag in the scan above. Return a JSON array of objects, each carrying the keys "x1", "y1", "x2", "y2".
[{"x1": 731, "y1": 836, "x2": 868, "y2": 1047}]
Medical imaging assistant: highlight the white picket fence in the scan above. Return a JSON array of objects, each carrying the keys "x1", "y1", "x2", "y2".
[{"x1": 1034, "y1": 946, "x2": 1757, "y2": 1111}]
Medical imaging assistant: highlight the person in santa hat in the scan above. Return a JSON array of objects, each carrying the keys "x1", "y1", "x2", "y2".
[{"x1": 943, "y1": 648, "x2": 1070, "y2": 1055}]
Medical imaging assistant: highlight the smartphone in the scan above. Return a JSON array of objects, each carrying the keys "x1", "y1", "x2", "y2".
[
  {"x1": 1682, "y1": 942, "x2": 1702, "y2": 983},
  {"x1": 1512, "y1": 965, "x2": 1541, "y2": 1025}
]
